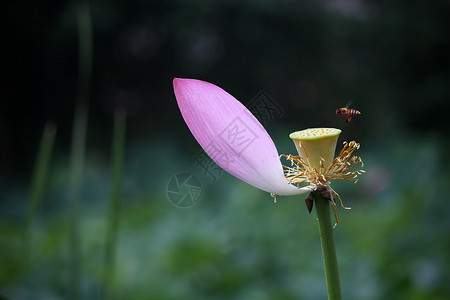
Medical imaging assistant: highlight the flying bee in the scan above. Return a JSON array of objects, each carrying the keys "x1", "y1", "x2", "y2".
[{"x1": 336, "y1": 102, "x2": 361, "y2": 123}]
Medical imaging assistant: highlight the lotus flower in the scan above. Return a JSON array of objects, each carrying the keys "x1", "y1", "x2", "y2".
[
  {"x1": 173, "y1": 78, "x2": 363, "y2": 207},
  {"x1": 174, "y1": 78, "x2": 366, "y2": 298}
]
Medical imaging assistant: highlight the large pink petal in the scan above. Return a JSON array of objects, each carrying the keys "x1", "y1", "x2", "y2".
[{"x1": 173, "y1": 78, "x2": 309, "y2": 196}]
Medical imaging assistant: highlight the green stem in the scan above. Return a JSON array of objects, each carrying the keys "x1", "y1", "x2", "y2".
[
  {"x1": 101, "y1": 110, "x2": 126, "y2": 300},
  {"x1": 314, "y1": 192, "x2": 342, "y2": 300},
  {"x1": 25, "y1": 122, "x2": 57, "y2": 260},
  {"x1": 68, "y1": 3, "x2": 93, "y2": 300}
]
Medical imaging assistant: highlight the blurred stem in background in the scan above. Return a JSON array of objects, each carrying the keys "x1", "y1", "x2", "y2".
[
  {"x1": 101, "y1": 110, "x2": 126, "y2": 300},
  {"x1": 68, "y1": 2, "x2": 92, "y2": 299},
  {"x1": 314, "y1": 192, "x2": 342, "y2": 300},
  {"x1": 24, "y1": 122, "x2": 57, "y2": 262}
]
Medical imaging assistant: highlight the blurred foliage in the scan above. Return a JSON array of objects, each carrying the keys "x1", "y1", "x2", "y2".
[
  {"x1": 1, "y1": 0, "x2": 450, "y2": 299},
  {"x1": 2, "y1": 136, "x2": 450, "y2": 299}
]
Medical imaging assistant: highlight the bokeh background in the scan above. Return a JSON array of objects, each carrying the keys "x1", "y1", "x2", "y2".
[{"x1": 2, "y1": 0, "x2": 450, "y2": 299}]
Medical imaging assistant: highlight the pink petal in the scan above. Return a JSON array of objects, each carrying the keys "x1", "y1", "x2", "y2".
[{"x1": 173, "y1": 78, "x2": 309, "y2": 196}]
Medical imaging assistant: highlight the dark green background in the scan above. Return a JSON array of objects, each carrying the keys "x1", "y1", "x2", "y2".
[{"x1": 2, "y1": 0, "x2": 449, "y2": 299}]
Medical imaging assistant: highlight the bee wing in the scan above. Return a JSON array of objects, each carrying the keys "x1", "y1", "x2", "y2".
[{"x1": 344, "y1": 101, "x2": 353, "y2": 109}]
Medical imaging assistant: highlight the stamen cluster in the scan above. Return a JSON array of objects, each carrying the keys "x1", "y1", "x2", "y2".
[
  {"x1": 282, "y1": 141, "x2": 364, "y2": 188},
  {"x1": 281, "y1": 141, "x2": 364, "y2": 225}
]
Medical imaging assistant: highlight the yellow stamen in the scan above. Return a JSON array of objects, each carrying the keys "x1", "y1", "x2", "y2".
[{"x1": 281, "y1": 139, "x2": 363, "y2": 226}]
